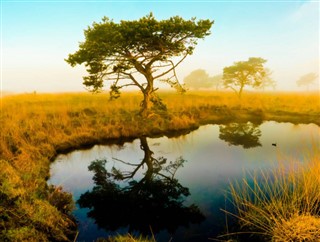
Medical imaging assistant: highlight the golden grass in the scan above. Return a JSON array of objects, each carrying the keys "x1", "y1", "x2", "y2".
[
  {"x1": 0, "y1": 90, "x2": 319, "y2": 241},
  {"x1": 272, "y1": 213, "x2": 320, "y2": 242},
  {"x1": 223, "y1": 145, "x2": 320, "y2": 241},
  {"x1": 99, "y1": 234, "x2": 156, "y2": 242}
]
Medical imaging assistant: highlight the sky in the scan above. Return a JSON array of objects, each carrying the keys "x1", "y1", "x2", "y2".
[{"x1": 1, "y1": 0, "x2": 319, "y2": 93}]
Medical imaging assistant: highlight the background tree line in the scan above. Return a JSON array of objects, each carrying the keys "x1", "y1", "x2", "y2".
[
  {"x1": 184, "y1": 64, "x2": 318, "y2": 96},
  {"x1": 184, "y1": 58, "x2": 277, "y2": 97}
]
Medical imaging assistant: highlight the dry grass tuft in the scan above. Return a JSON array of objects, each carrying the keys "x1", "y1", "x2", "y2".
[
  {"x1": 224, "y1": 146, "x2": 320, "y2": 241},
  {"x1": 272, "y1": 213, "x2": 320, "y2": 242}
]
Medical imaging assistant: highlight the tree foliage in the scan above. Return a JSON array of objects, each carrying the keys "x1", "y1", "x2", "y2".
[
  {"x1": 184, "y1": 69, "x2": 211, "y2": 89},
  {"x1": 77, "y1": 137, "x2": 204, "y2": 235},
  {"x1": 184, "y1": 70, "x2": 223, "y2": 90},
  {"x1": 223, "y1": 57, "x2": 267, "y2": 98},
  {"x1": 296, "y1": 73, "x2": 318, "y2": 90},
  {"x1": 255, "y1": 68, "x2": 276, "y2": 91},
  {"x1": 209, "y1": 74, "x2": 223, "y2": 90},
  {"x1": 66, "y1": 13, "x2": 213, "y2": 116},
  {"x1": 219, "y1": 122, "x2": 262, "y2": 149}
]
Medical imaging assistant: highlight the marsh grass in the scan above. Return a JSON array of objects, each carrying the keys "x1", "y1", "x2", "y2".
[
  {"x1": 98, "y1": 233, "x2": 156, "y2": 242},
  {"x1": 222, "y1": 144, "x2": 320, "y2": 241},
  {"x1": 0, "y1": 90, "x2": 319, "y2": 241}
]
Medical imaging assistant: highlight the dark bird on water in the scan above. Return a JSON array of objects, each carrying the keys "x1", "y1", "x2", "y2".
[{"x1": 272, "y1": 143, "x2": 277, "y2": 147}]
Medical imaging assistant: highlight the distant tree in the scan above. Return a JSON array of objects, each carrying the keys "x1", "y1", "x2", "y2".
[
  {"x1": 296, "y1": 73, "x2": 318, "y2": 91},
  {"x1": 184, "y1": 70, "x2": 223, "y2": 90},
  {"x1": 219, "y1": 122, "x2": 262, "y2": 149},
  {"x1": 184, "y1": 69, "x2": 212, "y2": 89},
  {"x1": 223, "y1": 57, "x2": 267, "y2": 98},
  {"x1": 66, "y1": 13, "x2": 213, "y2": 117},
  {"x1": 255, "y1": 68, "x2": 276, "y2": 91},
  {"x1": 209, "y1": 74, "x2": 223, "y2": 91}
]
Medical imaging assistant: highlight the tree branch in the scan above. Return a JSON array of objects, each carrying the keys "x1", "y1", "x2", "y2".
[
  {"x1": 154, "y1": 52, "x2": 188, "y2": 79},
  {"x1": 112, "y1": 157, "x2": 140, "y2": 167}
]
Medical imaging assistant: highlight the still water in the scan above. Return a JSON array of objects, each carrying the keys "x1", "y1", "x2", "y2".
[{"x1": 49, "y1": 121, "x2": 319, "y2": 241}]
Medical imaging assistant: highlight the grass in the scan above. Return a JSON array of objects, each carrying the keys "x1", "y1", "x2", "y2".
[
  {"x1": 222, "y1": 144, "x2": 320, "y2": 242},
  {"x1": 0, "y1": 90, "x2": 319, "y2": 241},
  {"x1": 97, "y1": 234, "x2": 156, "y2": 242}
]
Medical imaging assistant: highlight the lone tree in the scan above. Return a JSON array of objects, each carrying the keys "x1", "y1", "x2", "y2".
[
  {"x1": 66, "y1": 13, "x2": 213, "y2": 116},
  {"x1": 223, "y1": 57, "x2": 267, "y2": 98},
  {"x1": 296, "y1": 72, "x2": 318, "y2": 91}
]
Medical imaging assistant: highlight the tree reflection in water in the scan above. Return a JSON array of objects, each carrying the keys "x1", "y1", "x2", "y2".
[
  {"x1": 219, "y1": 122, "x2": 262, "y2": 149},
  {"x1": 77, "y1": 136, "x2": 204, "y2": 236}
]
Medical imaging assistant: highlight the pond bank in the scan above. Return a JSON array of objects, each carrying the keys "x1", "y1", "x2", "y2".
[{"x1": 54, "y1": 107, "x2": 319, "y2": 158}]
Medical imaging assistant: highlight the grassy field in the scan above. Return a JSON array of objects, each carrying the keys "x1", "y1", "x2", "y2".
[{"x1": 0, "y1": 90, "x2": 319, "y2": 241}]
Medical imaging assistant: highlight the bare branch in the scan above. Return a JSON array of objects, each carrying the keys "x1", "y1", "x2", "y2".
[
  {"x1": 112, "y1": 157, "x2": 140, "y2": 167},
  {"x1": 154, "y1": 52, "x2": 189, "y2": 79}
]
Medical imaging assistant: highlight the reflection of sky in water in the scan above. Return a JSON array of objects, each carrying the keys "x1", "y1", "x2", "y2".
[{"x1": 48, "y1": 121, "x2": 319, "y2": 241}]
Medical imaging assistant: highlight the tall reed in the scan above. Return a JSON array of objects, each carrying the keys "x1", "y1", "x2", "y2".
[{"x1": 224, "y1": 144, "x2": 320, "y2": 241}]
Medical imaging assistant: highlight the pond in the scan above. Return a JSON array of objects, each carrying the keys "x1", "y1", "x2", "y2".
[{"x1": 48, "y1": 121, "x2": 319, "y2": 241}]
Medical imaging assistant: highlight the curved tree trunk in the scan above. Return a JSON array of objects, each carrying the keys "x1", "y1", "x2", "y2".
[
  {"x1": 140, "y1": 136, "x2": 154, "y2": 181},
  {"x1": 141, "y1": 89, "x2": 152, "y2": 117},
  {"x1": 140, "y1": 69, "x2": 154, "y2": 117},
  {"x1": 139, "y1": 68, "x2": 167, "y2": 117},
  {"x1": 140, "y1": 70, "x2": 155, "y2": 117}
]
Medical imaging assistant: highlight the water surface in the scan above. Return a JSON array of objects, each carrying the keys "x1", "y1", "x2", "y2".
[{"x1": 49, "y1": 121, "x2": 319, "y2": 241}]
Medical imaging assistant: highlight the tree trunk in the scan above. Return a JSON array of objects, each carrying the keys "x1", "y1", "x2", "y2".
[
  {"x1": 140, "y1": 69, "x2": 154, "y2": 117},
  {"x1": 238, "y1": 85, "x2": 244, "y2": 99},
  {"x1": 139, "y1": 68, "x2": 167, "y2": 117},
  {"x1": 140, "y1": 90, "x2": 152, "y2": 117},
  {"x1": 140, "y1": 137, "x2": 154, "y2": 181}
]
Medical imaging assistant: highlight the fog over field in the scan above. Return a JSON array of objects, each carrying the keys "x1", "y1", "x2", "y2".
[{"x1": 1, "y1": 0, "x2": 319, "y2": 93}]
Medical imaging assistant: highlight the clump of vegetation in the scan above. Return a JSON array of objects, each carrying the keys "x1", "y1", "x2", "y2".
[
  {"x1": 224, "y1": 146, "x2": 320, "y2": 241},
  {"x1": 272, "y1": 213, "x2": 320, "y2": 242},
  {"x1": 98, "y1": 234, "x2": 155, "y2": 242}
]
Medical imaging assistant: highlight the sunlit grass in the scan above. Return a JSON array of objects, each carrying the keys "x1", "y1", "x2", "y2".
[
  {"x1": 223, "y1": 144, "x2": 320, "y2": 241},
  {"x1": 98, "y1": 234, "x2": 156, "y2": 242},
  {"x1": 0, "y1": 90, "x2": 319, "y2": 241}
]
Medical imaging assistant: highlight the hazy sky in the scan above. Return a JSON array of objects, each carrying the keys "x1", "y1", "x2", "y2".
[{"x1": 1, "y1": 0, "x2": 319, "y2": 92}]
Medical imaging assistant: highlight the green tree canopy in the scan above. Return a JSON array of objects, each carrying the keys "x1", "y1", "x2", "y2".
[
  {"x1": 223, "y1": 57, "x2": 267, "y2": 98},
  {"x1": 66, "y1": 13, "x2": 213, "y2": 116}
]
